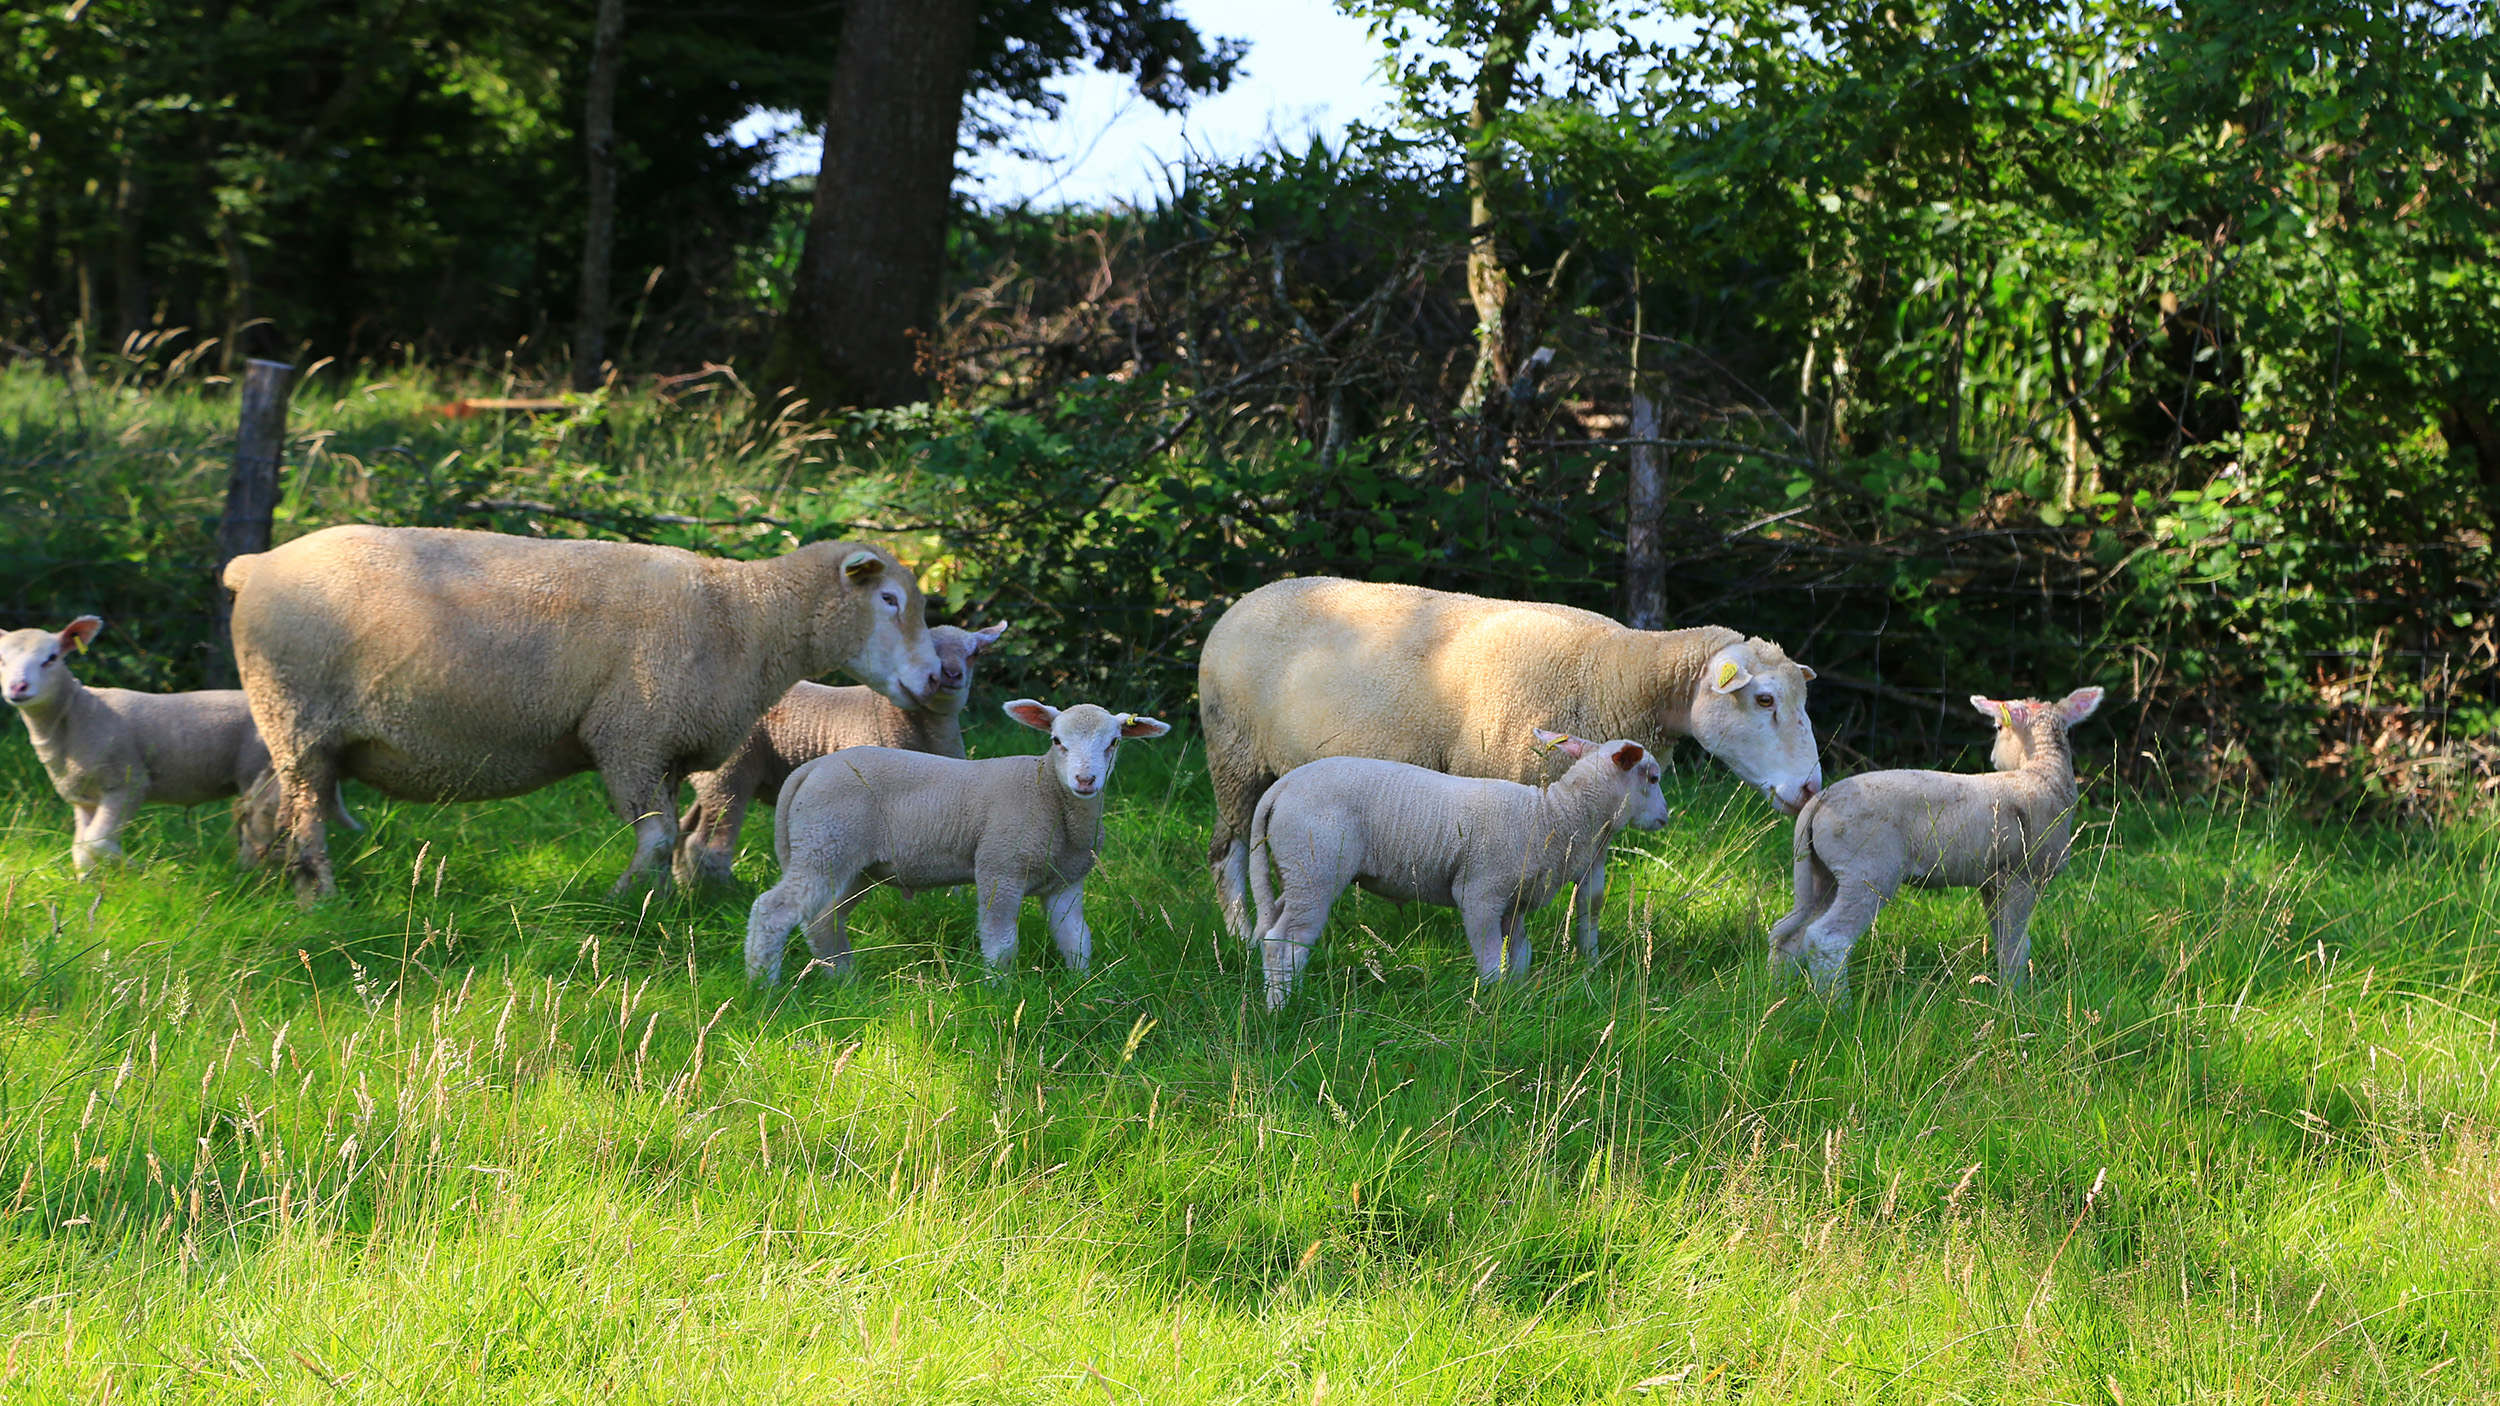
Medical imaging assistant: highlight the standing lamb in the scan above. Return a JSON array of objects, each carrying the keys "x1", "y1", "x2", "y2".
[
  {"x1": 225, "y1": 525, "x2": 939, "y2": 900},
  {"x1": 1, "y1": 616, "x2": 354, "y2": 874},
  {"x1": 1249, "y1": 731, "x2": 1672, "y2": 1008},
  {"x1": 745, "y1": 699, "x2": 1170, "y2": 982},
  {"x1": 1200, "y1": 576, "x2": 1822, "y2": 954},
  {"x1": 1768, "y1": 686, "x2": 2105, "y2": 995},
  {"x1": 673, "y1": 622, "x2": 1007, "y2": 888}
]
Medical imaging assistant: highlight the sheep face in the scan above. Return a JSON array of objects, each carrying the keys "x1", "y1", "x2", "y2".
[
  {"x1": 1970, "y1": 687, "x2": 2105, "y2": 770},
  {"x1": 813, "y1": 547, "x2": 940, "y2": 710},
  {"x1": 1, "y1": 617, "x2": 102, "y2": 709},
  {"x1": 1687, "y1": 639, "x2": 1823, "y2": 816},
  {"x1": 1004, "y1": 700, "x2": 1173, "y2": 799},
  {"x1": 923, "y1": 623, "x2": 1008, "y2": 717},
  {"x1": 1606, "y1": 740, "x2": 1674, "y2": 831}
]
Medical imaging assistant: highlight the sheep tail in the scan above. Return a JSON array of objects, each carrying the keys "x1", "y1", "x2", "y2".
[
  {"x1": 1246, "y1": 784, "x2": 1283, "y2": 943},
  {"x1": 1789, "y1": 790, "x2": 1826, "y2": 862}
]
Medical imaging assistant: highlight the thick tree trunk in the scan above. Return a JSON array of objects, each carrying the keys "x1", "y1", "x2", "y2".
[
  {"x1": 572, "y1": 0, "x2": 627, "y2": 392},
  {"x1": 1457, "y1": 0, "x2": 1552, "y2": 416},
  {"x1": 765, "y1": 0, "x2": 979, "y2": 412}
]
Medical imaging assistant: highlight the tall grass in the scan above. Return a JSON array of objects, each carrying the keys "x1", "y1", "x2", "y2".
[{"x1": 0, "y1": 715, "x2": 2493, "y2": 1402}]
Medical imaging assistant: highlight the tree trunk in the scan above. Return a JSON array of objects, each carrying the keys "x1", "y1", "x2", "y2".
[
  {"x1": 764, "y1": 0, "x2": 980, "y2": 412},
  {"x1": 572, "y1": 0, "x2": 627, "y2": 392},
  {"x1": 212, "y1": 359, "x2": 294, "y2": 686},
  {"x1": 1457, "y1": 0, "x2": 1553, "y2": 416}
]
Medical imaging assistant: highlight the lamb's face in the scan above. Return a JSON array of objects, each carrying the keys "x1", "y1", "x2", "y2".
[
  {"x1": 1004, "y1": 699, "x2": 1173, "y2": 799},
  {"x1": 920, "y1": 622, "x2": 1007, "y2": 717},
  {"x1": 0, "y1": 617, "x2": 101, "y2": 709},
  {"x1": 1605, "y1": 740, "x2": 1673, "y2": 831},
  {"x1": 1686, "y1": 639, "x2": 1823, "y2": 815}
]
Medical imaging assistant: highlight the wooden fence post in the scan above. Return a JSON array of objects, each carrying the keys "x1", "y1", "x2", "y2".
[
  {"x1": 1624, "y1": 374, "x2": 1668, "y2": 632},
  {"x1": 212, "y1": 358, "x2": 294, "y2": 685}
]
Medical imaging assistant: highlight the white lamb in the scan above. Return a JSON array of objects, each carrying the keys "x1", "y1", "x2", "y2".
[
  {"x1": 1768, "y1": 686, "x2": 2105, "y2": 995},
  {"x1": 745, "y1": 699, "x2": 1171, "y2": 982},
  {"x1": 1, "y1": 616, "x2": 354, "y2": 874},
  {"x1": 674, "y1": 622, "x2": 1007, "y2": 888},
  {"x1": 1249, "y1": 731, "x2": 1672, "y2": 1009}
]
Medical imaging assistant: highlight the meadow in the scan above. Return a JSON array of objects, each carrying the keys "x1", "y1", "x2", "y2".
[
  {"x1": 2, "y1": 362, "x2": 2498, "y2": 1401},
  {"x1": 0, "y1": 718, "x2": 2495, "y2": 1403}
]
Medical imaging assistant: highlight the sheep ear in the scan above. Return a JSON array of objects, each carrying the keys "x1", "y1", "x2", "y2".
[
  {"x1": 2002, "y1": 701, "x2": 2034, "y2": 729},
  {"x1": 1002, "y1": 699, "x2": 1057, "y2": 731},
  {"x1": 1796, "y1": 664, "x2": 1817, "y2": 682},
  {"x1": 1116, "y1": 713, "x2": 1171, "y2": 740},
  {"x1": 61, "y1": 616, "x2": 104, "y2": 653},
  {"x1": 1539, "y1": 730, "x2": 1593, "y2": 760},
  {"x1": 1709, "y1": 657, "x2": 1753, "y2": 694},
  {"x1": 2058, "y1": 686, "x2": 2105, "y2": 723},
  {"x1": 1611, "y1": 742, "x2": 1646, "y2": 771},
  {"x1": 969, "y1": 622, "x2": 1009, "y2": 652},
  {"x1": 841, "y1": 549, "x2": 886, "y2": 583},
  {"x1": 1969, "y1": 694, "x2": 2002, "y2": 720}
]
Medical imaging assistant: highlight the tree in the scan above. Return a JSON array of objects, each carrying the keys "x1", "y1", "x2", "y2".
[
  {"x1": 765, "y1": 0, "x2": 1243, "y2": 412},
  {"x1": 571, "y1": 0, "x2": 627, "y2": 391}
]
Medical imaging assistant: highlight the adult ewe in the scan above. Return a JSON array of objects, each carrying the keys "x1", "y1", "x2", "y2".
[
  {"x1": 227, "y1": 525, "x2": 938, "y2": 900},
  {"x1": 1200, "y1": 576, "x2": 1822, "y2": 949}
]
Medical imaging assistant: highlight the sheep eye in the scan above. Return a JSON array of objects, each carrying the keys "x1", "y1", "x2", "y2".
[{"x1": 1753, "y1": 692, "x2": 1775, "y2": 709}]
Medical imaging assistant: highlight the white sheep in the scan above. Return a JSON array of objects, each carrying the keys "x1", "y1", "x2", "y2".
[
  {"x1": 745, "y1": 699, "x2": 1171, "y2": 982},
  {"x1": 1767, "y1": 686, "x2": 2105, "y2": 995},
  {"x1": 1249, "y1": 731, "x2": 1672, "y2": 1008},
  {"x1": 224, "y1": 525, "x2": 940, "y2": 900},
  {"x1": 673, "y1": 622, "x2": 1006, "y2": 888},
  {"x1": 1200, "y1": 576, "x2": 1822, "y2": 958},
  {"x1": 1, "y1": 616, "x2": 354, "y2": 874}
]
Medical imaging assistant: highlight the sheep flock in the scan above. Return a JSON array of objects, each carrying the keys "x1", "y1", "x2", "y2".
[{"x1": 5, "y1": 524, "x2": 2110, "y2": 1002}]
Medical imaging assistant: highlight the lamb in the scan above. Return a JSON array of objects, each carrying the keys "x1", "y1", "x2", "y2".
[
  {"x1": 745, "y1": 699, "x2": 1170, "y2": 983},
  {"x1": 225, "y1": 524, "x2": 939, "y2": 900},
  {"x1": 1767, "y1": 686, "x2": 2105, "y2": 995},
  {"x1": 672, "y1": 622, "x2": 1007, "y2": 888},
  {"x1": 1249, "y1": 731, "x2": 1672, "y2": 1009},
  {"x1": 1200, "y1": 575, "x2": 1821, "y2": 956},
  {"x1": 1, "y1": 616, "x2": 354, "y2": 874}
]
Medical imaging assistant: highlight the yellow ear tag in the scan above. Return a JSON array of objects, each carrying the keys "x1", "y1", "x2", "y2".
[
  {"x1": 72, "y1": 635, "x2": 87, "y2": 654},
  {"x1": 1997, "y1": 702, "x2": 2015, "y2": 729},
  {"x1": 1714, "y1": 660, "x2": 1739, "y2": 689}
]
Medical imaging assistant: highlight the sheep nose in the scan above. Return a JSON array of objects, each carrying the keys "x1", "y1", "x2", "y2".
[
  {"x1": 939, "y1": 665, "x2": 964, "y2": 687},
  {"x1": 1799, "y1": 779, "x2": 1819, "y2": 803}
]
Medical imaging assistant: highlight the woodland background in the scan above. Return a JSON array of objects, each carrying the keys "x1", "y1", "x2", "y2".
[{"x1": 4, "y1": 0, "x2": 2497, "y2": 810}]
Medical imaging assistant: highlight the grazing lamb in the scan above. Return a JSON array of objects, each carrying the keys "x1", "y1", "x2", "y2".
[
  {"x1": 1249, "y1": 731, "x2": 1672, "y2": 1009},
  {"x1": 1, "y1": 616, "x2": 353, "y2": 874},
  {"x1": 673, "y1": 622, "x2": 1007, "y2": 888},
  {"x1": 1768, "y1": 686, "x2": 2105, "y2": 995},
  {"x1": 745, "y1": 699, "x2": 1170, "y2": 982},
  {"x1": 1200, "y1": 576, "x2": 1821, "y2": 954},
  {"x1": 225, "y1": 525, "x2": 939, "y2": 900}
]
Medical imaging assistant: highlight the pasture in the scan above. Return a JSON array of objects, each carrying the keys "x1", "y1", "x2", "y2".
[{"x1": 1, "y1": 722, "x2": 2494, "y2": 1402}]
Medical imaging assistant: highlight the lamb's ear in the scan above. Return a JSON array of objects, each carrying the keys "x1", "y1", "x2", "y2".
[
  {"x1": 2058, "y1": 686, "x2": 2105, "y2": 723},
  {"x1": 841, "y1": 549, "x2": 886, "y2": 583},
  {"x1": 1002, "y1": 699, "x2": 1057, "y2": 732},
  {"x1": 60, "y1": 616, "x2": 104, "y2": 653},
  {"x1": 1796, "y1": 664, "x2": 1817, "y2": 682},
  {"x1": 968, "y1": 622, "x2": 1009, "y2": 653},
  {"x1": 1537, "y1": 729, "x2": 1593, "y2": 760},
  {"x1": 1970, "y1": 694, "x2": 2003, "y2": 721},
  {"x1": 1610, "y1": 742, "x2": 1647, "y2": 771},
  {"x1": 1115, "y1": 713, "x2": 1171, "y2": 740},
  {"x1": 1708, "y1": 655, "x2": 1754, "y2": 694}
]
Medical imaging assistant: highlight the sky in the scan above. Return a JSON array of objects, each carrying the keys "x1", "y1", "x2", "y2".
[{"x1": 733, "y1": 0, "x2": 1401, "y2": 210}]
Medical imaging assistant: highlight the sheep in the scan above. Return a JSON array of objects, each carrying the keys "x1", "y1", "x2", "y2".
[
  {"x1": 1200, "y1": 575, "x2": 1822, "y2": 956},
  {"x1": 1767, "y1": 686, "x2": 2105, "y2": 995},
  {"x1": 1249, "y1": 731, "x2": 1672, "y2": 1009},
  {"x1": 744, "y1": 699, "x2": 1171, "y2": 983},
  {"x1": 1, "y1": 616, "x2": 354, "y2": 874},
  {"x1": 672, "y1": 622, "x2": 1007, "y2": 889},
  {"x1": 225, "y1": 524, "x2": 940, "y2": 901}
]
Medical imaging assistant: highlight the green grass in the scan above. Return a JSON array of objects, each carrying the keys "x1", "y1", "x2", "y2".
[{"x1": 0, "y1": 717, "x2": 2494, "y2": 1403}]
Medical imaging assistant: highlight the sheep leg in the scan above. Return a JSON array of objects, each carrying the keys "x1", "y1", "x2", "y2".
[
  {"x1": 674, "y1": 772, "x2": 749, "y2": 890},
  {"x1": 1211, "y1": 834, "x2": 1258, "y2": 945},
  {"x1": 1791, "y1": 874, "x2": 1884, "y2": 998},
  {"x1": 276, "y1": 754, "x2": 339, "y2": 903},
  {"x1": 603, "y1": 765, "x2": 679, "y2": 897},
  {"x1": 800, "y1": 874, "x2": 870, "y2": 977},
  {"x1": 1043, "y1": 882, "x2": 1092, "y2": 973},
  {"x1": 1259, "y1": 881, "x2": 1338, "y2": 1011},
  {"x1": 1504, "y1": 908, "x2": 1534, "y2": 980},
  {"x1": 975, "y1": 875, "x2": 1024, "y2": 973},
  {"x1": 1985, "y1": 878, "x2": 2042, "y2": 987},
  {"x1": 1769, "y1": 853, "x2": 1836, "y2": 980},
  {"x1": 1570, "y1": 853, "x2": 1609, "y2": 962},
  {"x1": 72, "y1": 798, "x2": 133, "y2": 876},
  {"x1": 745, "y1": 869, "x2": 834, "y2": 983}
]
